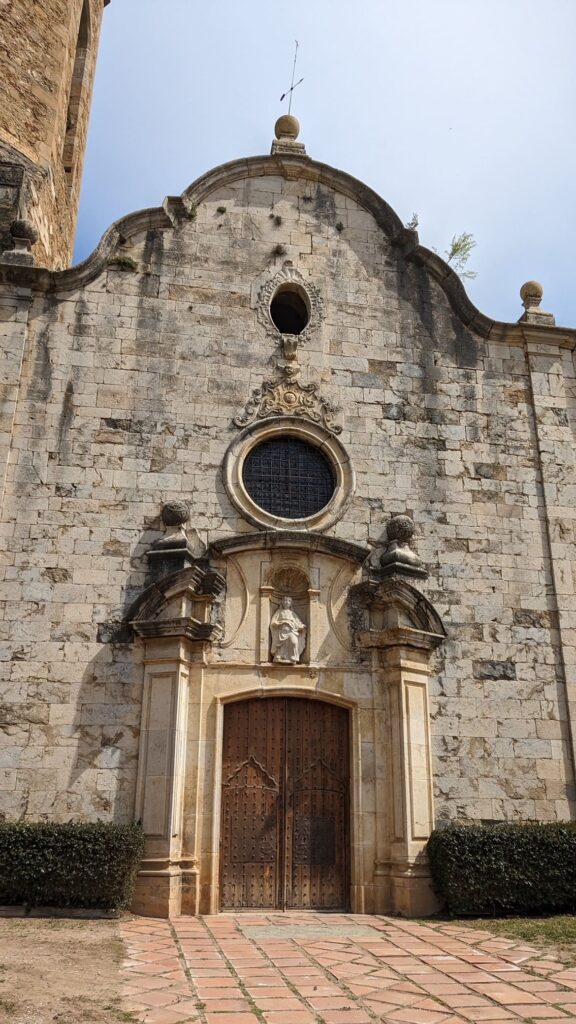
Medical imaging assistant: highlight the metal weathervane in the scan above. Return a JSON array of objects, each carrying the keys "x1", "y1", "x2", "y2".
[{"x1": 280, "y1": 40, "x2": 303, "y2": 114}]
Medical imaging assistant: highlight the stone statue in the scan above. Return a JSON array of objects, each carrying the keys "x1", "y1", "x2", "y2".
[{"x1": 270, "y1": 596, "x2": 306, "y2": 664}]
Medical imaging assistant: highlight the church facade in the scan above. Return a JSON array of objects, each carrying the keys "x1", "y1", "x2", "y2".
[{"x1": 1, "y1": 1, "x2": 576, "y2": 919}]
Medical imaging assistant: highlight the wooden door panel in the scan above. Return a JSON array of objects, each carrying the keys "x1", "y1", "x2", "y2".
[
  {"x1": 220, "y1": 699, "x2": 284, "y2": 909},
  {"x1": 286, "y1": 700, "x2": 349, "y2": 909},
  {"x1": 220, "y1": 698, "x2": 349, "y2": 910}
]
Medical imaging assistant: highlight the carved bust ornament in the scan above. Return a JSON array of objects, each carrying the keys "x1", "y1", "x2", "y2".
[{"x1": 270, "y1": 596, "x2": 306, "y2": 664}]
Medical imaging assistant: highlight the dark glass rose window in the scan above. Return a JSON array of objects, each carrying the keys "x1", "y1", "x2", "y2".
[{"x1": 242, "y1": 436, "x2": 336, "y2": 519}]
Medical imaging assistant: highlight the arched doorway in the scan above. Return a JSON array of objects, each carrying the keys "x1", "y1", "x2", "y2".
[{"x1": 220, "y1": 697, "x2": 350, "y2": 910}]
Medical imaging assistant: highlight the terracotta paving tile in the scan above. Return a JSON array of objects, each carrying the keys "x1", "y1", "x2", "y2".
[
  {"x1": 205, "y1": 1015, "x2": 260, "y2": 1024},
  {"x1": 254, "y1": 997, "x2": 307, "y2": 1010},
  {"x1": 414, "y1": 999, "x2": 461, "y2": 1012},
  {"x1": 138, "y1": 990, "x2": 183, "y2": 1008},
  {"x1": 261, "y1": 1013, "x2": 317, "y2": 1024},
  {"x1": 119, "y1": 913, "x2": 576, "y2": 1024},
  {"x1": 395, "y1": 981, "x2": 431, "y2": 993},
  {"x1": 458, "y1": 1009, "x2": 517, "y2": 1021},
  {"x1": 369, "y1": 989, "x2": 422, "y2": 1007},
  {"x1": 243, "y1": 986, "x2": 293, "y2": 997},
  {"x1": 168, "y1": 1001, "x2": 202, "y2": 1017},
  {"x1": 194, "y1": 976, "x2": 240, "y2": 988},
  {"x1": 124, "y1": 975, "x2": 178, "y2": 992},
  {"x1": 142, "y1": 1009, "x2": 199, "y2": 1024},
  {"x1": 420, "y1": 984, "x2": 470, "y2": 996},
  {"x1": 239, "y1": 975, "x2": 284, "y2": 985},
  {"x1": 307, "y1": 995, "x2": 358, "y2": 1008},
  {"x1": 195, "y1": 989, "x2": 245, "y2": 1000},
  {"x1": 380, "y1": 1010, "x2": 452, "y2": 1023},
  {"x1": 201, "y1": 999, "x2": 252, "y2": 1012},
  {"x1": 366, "y1": 999, "x2": 405, "y2": 1014},
  {"x1": 469, "y1": 983, "x2": 545, "y2": 1004},
  {"x1": 294, "y1": 984, "x2": 343, "y2": 995},
  {"x1": 516, "y1": 983, "x2": 569, "y2": 991},
  {"x1": 315, "y1": 1012, "x2": 372, "y2": 1023},
  {"x1": 510, "y1": 1009, "x2": 570, "y2": 1019},
  {"x1": 441, "y1": 995, "x2": 505, "y2": 1008}
]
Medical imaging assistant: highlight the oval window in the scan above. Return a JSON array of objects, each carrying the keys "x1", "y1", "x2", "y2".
[{"x1": 270, "y1": 286, "x2": 310, "y2": 335}]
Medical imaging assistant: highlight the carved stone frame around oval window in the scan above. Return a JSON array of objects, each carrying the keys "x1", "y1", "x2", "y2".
[
  {"x1": 223, "y1": 417, "x2": 355, "y2": 532},
  {"x1": 256, "y1": 262, "x2": 324, "y2": 344}
]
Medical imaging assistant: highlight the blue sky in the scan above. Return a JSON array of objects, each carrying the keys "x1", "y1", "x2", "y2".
[{"x1": 77, "y1": 0, "x2": 576, "y2": 326}]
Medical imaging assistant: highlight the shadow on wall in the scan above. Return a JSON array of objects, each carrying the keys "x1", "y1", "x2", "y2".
[{"x1": 62, "y1": 521, "x2": 161, "y2": 824}]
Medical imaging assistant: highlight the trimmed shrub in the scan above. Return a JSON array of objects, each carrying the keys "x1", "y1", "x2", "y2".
[
  {"x1": 427, "y1": 822, "x2": 576, "y2": 916},
  {"x1": 0, "y1": 821, "x2": 145, "y2": 911}
]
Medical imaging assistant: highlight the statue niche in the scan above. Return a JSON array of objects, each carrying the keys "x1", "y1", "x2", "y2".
[{"x1": 267, "y1": 566, "x2": 309, "y2": 664}]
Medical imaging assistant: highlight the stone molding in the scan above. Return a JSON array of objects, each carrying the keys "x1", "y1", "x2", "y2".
[
  {"x1": 255, "y1": 261, "x2": 324, "y2": 343},
  {"x1": 223, "y1": 416, "x2": 355, "y2": 532},
  {"x1": 210, "y1": 530, "x2": 369, "y2": 564}
]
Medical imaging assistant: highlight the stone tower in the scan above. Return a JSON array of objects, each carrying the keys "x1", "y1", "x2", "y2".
[{"x1": 0, "y1": 0, "x2": 110, "y2": 269}]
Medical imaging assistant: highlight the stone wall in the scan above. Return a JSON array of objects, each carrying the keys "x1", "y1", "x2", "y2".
[
  {"x1": 0, "y1": 0, "x2": 107, "y2": 267},
  {"x1": 0, "y1": 155, "x2": 575, "y2": 830}
]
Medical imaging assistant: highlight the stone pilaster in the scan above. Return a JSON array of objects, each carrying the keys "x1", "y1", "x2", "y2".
[
  {"x1": 0, "y1": 287, "x2": 31, "y2": 512},
  {"x1": 524, "y1": 329, "x2": 576, "y2": 783},
  {"x1": 359, "y1": 629, "x2": 442, "y2": 916},
  {"x1": 130, "y1": 563, "x2": 225, "y2": 917},
  {"x1": 132, "y1": 642, "x2": 191, "y2": 918},
  {"x1": 351, "y1": 546, "x2": 446, "y2": 917}
]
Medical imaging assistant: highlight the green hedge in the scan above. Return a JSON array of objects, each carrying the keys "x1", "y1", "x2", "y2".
[
  {"x1": 0, "y1": 821, "x2": 145, "y2": 911},
  {"x1": 427, "y1": 822, "x2": 576, "y2": 916}
]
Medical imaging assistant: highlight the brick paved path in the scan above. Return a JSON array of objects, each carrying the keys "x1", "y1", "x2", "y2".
[{"x1": 120, "y1": 913, "x2": 576, "y2": 1024}]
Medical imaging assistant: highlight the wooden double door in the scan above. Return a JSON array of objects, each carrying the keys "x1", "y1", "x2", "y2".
[{"x1": 220, "y1": 697, "x2": 350, "y2": 910}]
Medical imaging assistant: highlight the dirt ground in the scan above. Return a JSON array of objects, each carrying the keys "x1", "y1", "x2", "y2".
[{"x1": 0, "y1": 916, "x2": 133, "y2": 1024}]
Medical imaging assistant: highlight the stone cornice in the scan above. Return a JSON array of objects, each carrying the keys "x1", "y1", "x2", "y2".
[
  {"x1": 1, "y1": 153, "x2": 573, "y2": 345},
  {"x1": 210, "y1": 531, "x2": 370, "y2": 565},
  {"x1": 357, "y1": 626, "x2": 445, "y2": 652}
]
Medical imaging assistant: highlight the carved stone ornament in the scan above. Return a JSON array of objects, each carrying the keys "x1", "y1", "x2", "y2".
[
  {"x1": 256, "y1": 261, "x2": 324, "y2": 342},
  {"x1": 378, "y1": 514, "x2": 427, "y2": 580},
  {"x1": 148, "y1": 500, "x2": 207, "y2": 578},
  {"x1": 234, "y1": 376, "x2": 342, "y2": 434}
]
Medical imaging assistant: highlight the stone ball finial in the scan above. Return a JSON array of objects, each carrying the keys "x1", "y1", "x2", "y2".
[
  {"x1": 520, "y1": 280, "x2": 543, "y2": 309},
  {"x1": 275, "y1": 114, "x2": 300, "y2": 141},
  {"x1": 161, "y1": 500, "x2": 190, "y2": 528},
  {"x1": 386, "y1": 514, "x2": 415, "y2": 544},
  {"x1": 10, "y1": 219, "x2": 38, "y2": 244}
]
